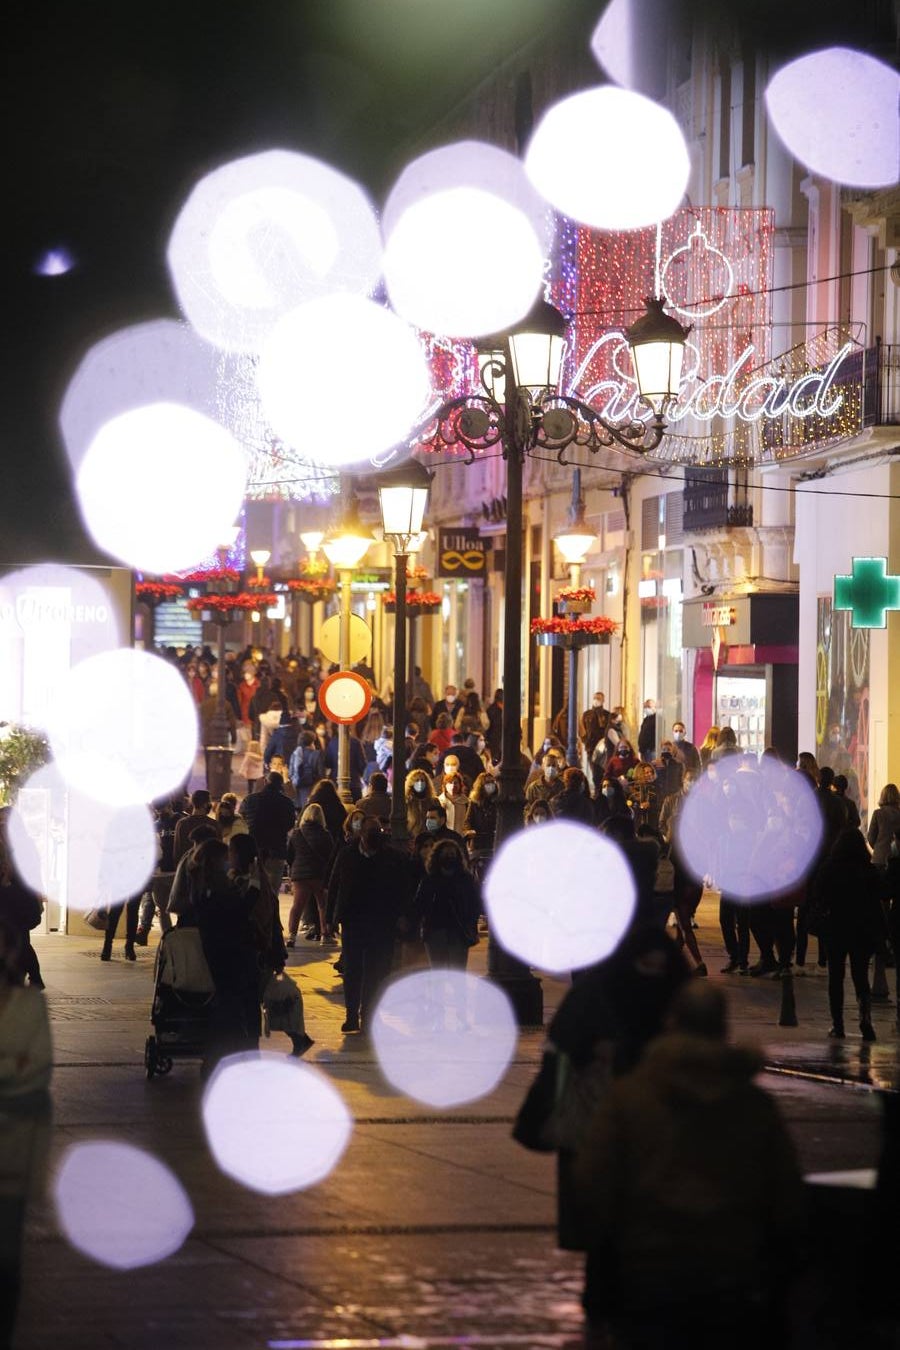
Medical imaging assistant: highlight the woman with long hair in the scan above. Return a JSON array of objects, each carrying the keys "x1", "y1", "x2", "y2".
[
  {"x1": 405, "y1": 768, "x2": 438, "y2": 840},
  {"x1": 698, "y1": 725, "x2": 720, "y2": 769},
  {"x1": 285, "y1": 802, "x2": 333, "y2": 948},
  {"x1": 867, "y1": 783, "x2": 900, "y2": 868}
]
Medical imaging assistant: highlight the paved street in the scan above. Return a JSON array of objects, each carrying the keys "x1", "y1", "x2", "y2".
[{"x1": 15, "y1": 892, "x2": 898, "y2": 1350}]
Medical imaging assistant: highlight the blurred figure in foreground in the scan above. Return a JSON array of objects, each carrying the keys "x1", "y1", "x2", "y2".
[{"x1": 574, "y1": 983, "x2": 804, "y2": 1350}]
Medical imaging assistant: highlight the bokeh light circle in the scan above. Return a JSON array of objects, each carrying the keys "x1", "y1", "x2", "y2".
[
  {"x1": 202, "y1": 1053, "x2": 352, "y2": 1195},
  {"x1": 765, "y1": 47, "x2": 900, "y2": 188},
  {"x1": 525, "y1": 86, "x2": 690, "y2": 230},
  {"x1": 370, "y1": 970, "x2": 517, "y2": 1108},
  {"x1": 47, "y1": 648, "x2": 198, "y2": 807},
  {"x1": 75, "y1": 402, "x2": 247, "y2": 573},
  {"x1": 10, "y1": 764, "x2": 156, "y2": 910},
  {"x1": 382, "y1": 142, "x2": 549, "y2": 337},
  {"x1": 54, "y1": 1141, "x2": 194, "y2": 1269},
  {"x1": 256, "y1": 295, "x2": 433, "y2": 466},
  {"x1": 484, "y1": 821, "x2": 636, "y2": 973},
  {"x1": 675, "y1": 756, "x2": 824, "y2": 902},
  {"x1": 0, "y1": 564, "x2": 121, "y2": 733},
  {"x1": 168, "y1": 149, "x2": 383, "y2": 354}
]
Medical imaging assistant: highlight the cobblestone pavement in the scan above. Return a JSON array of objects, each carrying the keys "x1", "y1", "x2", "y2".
[{"x1": 13, "y1": 893, "x2": 898, "y2": 1349}]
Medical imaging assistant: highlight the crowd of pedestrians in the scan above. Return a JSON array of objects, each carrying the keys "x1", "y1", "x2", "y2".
[{"x1": 2, "y1": 638, "x2": 899, "y2": 1349}]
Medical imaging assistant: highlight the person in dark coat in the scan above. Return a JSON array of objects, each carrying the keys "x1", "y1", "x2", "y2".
[
  {"x1": 574, "y1": 983, "x2": 804, "y2": 1350},
  {"x1": 484, "y1": 689, "x2": 503, "y2": 764},
  {"x1": 464, "y1": 772, "x2": 499, "y2": 854},
  {"x1": 192, "y1": 838, "x2": 261, "y2": 1069},
  {"x1": 550, "y1": 767, "x2": 596, "y2": 826},
  {"x1": 240, "y1": 771, "x2": 297, "y2": 897},
  {"x1": 0, "y1": 813, "x2": 44, "y2": 988},
  {"x1": 355, "y1": 771, "x2": 392, "y2": 825},
  {"x1": 593, "y1": 776, "x2": 632, "y2": 829},
  {"x1": 307, "y1": 778, "x2": 348, "y2": 848},
  {"x1": 637, "y1": 699, "x2": 657, "y2": 761},
  {"x1": 327, "y1": 820, "x2": 411, "y2": 1034},
  {"x1": 415, "y1": 837, "x2": 481, "y2": 970},
  {"x1": 285, "y1": 802, "x2": 334, "y2": 947},
  {"x1": 544, "y1": 823, "x2": 689, "y2": 1252},
  {"x1": 814, "y1": 827, "x2": 888, "y2": 1040}
]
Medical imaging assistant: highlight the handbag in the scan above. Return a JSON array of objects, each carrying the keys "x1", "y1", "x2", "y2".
[
  {"x1": 85, "y1": 907, "x2": 109, "y2": 931},
  {"x1": 512, "y1": 1043, "x2": 614, "y2": 1154},
  {"x1": 262, "y1": 971, "x2": 304, "y2": 1035}
]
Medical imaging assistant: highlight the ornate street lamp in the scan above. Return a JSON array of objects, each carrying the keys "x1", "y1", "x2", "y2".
[
  {"x1": 376, "y1": 458, "x2": 432, "y2": 842},
  {"x1": 249, "y1": 548, "x2": 271, "y2": 585},
  {"x1": 413, "y1": 293, "x2": 688, "y2": 1025},
  {"x1": 322, "y1": 499, "x2": 374, "y2": 802},
  {"x1": 554, "y1": 469, "x2": 598, "y2": 768}
]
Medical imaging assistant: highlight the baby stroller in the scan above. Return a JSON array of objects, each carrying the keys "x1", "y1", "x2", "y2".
[{"x1": 144, "y1": 926, "x2": 216, "y2": 1079}]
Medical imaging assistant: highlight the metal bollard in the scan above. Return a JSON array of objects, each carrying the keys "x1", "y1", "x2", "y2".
[{"x1": 778, "y1": 968, "x2": 799, "y2": 1027}]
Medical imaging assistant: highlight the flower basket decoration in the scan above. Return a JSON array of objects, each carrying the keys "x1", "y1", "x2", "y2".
[
  {"x1": 531, "y1": 614, "x2": 618, "y2": 649},
  {"x1": 406, "y1": 563, "x2": 430, "y2": 582},
  {"x1": 557, "y1": 585, "x2": 596, "y2": 616},
  {"x1": 298, "y1": 556, "x2": 329, "y2": 579},
  {"x1": 246, "y1": 574, "x2": 273, "y2": 590},
  {"x1": 181, "y1": 567, "x2": 242, "y2": 592},
  {"x1": 187, "y1": 592, "x2": 277, "y2": 623},
  {"x1": 383, "y1": 589, "x2": 442, "y2": 616},
  {"x1": 287, "y1": 577, "x2": 338, "y2": 604},
  {"x1": 135, "y1": 580, "x2": 184, "y2": 605}
]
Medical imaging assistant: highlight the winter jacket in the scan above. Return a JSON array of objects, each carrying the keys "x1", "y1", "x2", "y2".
[
  {"x1": 867, "y1": 803, "x2": 900, "y2": 868},
  {"x1": 415, "y1": 843, "x2": 480, "y2": 941},
  {"x1": 573, "y1": 1032, "x2": 804, "y2": 1313},
  {"x1": 286, "y1": 821, "x2": 333, "y2": 881},
  {"x1": 240, "y1": 783, "x2": 297, "y2": 860},
  {"x1": 326, "y1": 842, "x2": 412, "y2": 932}
]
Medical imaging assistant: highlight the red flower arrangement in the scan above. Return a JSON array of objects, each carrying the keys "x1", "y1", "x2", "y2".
[
  {"x1": 406, "y1": 564, "x2": 429, "y2": 581},
  {"x1": 246, "y1": 574, "x2": 273, "y2": 590},
  {"x1": 383, "y1": 590, "x2": 442, "y2": 607},
  {"x1": 135, "y1": 580, "x2": 184, "y2": 603},
  {"x1": 287, "y1": 577, "x2": 337, "y2": 597},
  {"x1": 181, "y1": 567, "x2": 242, "y2": 586},
  {"x1": 557, "y1": 585, "x2": 596, "y2": 603},
  {"x1": 187, "y1": 592, "x2": 277, "y2": 618},
  {"x1": 530, "y1": 615, "x2": 619, "y2": 636}
]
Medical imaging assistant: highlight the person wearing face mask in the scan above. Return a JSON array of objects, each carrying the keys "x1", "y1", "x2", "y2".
[
  {"x1": 524, "y1": 800, "x2": 553, "y2": 827},
  {"x1": 327, "y1": 820, "x2": 411, "y2": 1034},
  {"x1": 439, "y1": 768, "x2": 470, "y2": 836},
  {"x1": 551, "y1": 768, "x2": 596, "y2": 827},
  {"x1": 525, "y1": 751, "x2": 566, "y2": 806},
  {"x1": 237, "y1": 664, "x2": 260, "y2": 726},
  {"x1": 604, "y1": 709, "x2": 627, "y2": 762},
  {"x1": 405, "y1": 769, "x2": 439, "y2": 842},
  {"x1": 582, "y1": 692, "x2": 611, "y2": 790},
  {"x1": 415, "y1": 839, "x2": 481, "y2": 971},
  {"x1": 465, "y1": 772, "x2": 500, "y2": 855},
  {"x1": 413, "y1": 803, "x2": 465, "y2": 873},
  {"x1": 431, "y1": 684, "x2": 460, "y2": 728},
  {"x1": 594, "y1": 777, "x2": 633, "y2": 829},
  {"x1": 525, "y1": 736, "x2": 565, "y2": 787},
  {"x1": 670, "y1": 720, "x2": 701, "y2": 776}
]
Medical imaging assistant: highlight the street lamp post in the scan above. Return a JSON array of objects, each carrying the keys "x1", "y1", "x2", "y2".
[
  {"x1": 414, "y1": 293, "x2": 689, "y2": 1025},
  {"x1": 206, "y1": 528, "x2": 240, "y2": 798},
  {"x1": 376, "y1": 460, "x2": 432, "y2": 843},
  {"x1": 555, "y1": 469, "x2": 598, "y2": 768},
  {"x1": 322, "y1": 502, "x2": 373, "y2": 803}
]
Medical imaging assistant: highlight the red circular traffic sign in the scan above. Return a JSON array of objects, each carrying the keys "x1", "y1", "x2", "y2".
[{"x1": 317, "y1": 670, "x2": 373, "y2": 726}]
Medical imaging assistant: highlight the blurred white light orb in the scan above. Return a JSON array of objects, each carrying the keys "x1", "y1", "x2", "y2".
[
  {"x1": 370, "y1": 970, "x2": 517, "y2": 1108},
  {"x1": 10, "y1": 763, "x2": 156, "y2": 909},
  {"x1": 55, "y1": 1141, "x2": 194, "y2": 1269},
  {"x1": 34, "y1": 246, "x2": 75, "y2": 277},
  {"x1": 257, "y1": 295, "x2": 432, "y2": 466},
  {"x1": 202, "y1": 1053, "x2": 352, "y2": 1194},
  {"x1": 168, "y1": 149, "x2": 383, "y2": 354},
  {"x1": 59, "y1": 320, "x2": 236, "y2": 475},
  {"x1": 0, "y1": 565, "x2": 121, "y2": 733},
  {"x1": 525, "y1": 87, "x2": 690, "y2": 230},
  {"x1": 75, "y1": 402, "x2": 247, "y2": 572},
  {"x1": 484, "y1": 822, "x2": 636, "y2": 973},
  {"x1": 765, "y1": 47, "x2": 900, "y2": 188},
  {"x1": 47, "y1": 648, "x2": 198, "y2": 807},
  {"x1": 675, "y1": 757, "x2": 824, "y2": 902},
  {"x1": 382, "y1": 142, "x2": 549, "y2": 337}
]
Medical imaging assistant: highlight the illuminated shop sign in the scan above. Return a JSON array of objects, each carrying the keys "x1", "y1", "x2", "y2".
[{"x1": 701, "y1": 603, "x2": 737, "y2": 628}]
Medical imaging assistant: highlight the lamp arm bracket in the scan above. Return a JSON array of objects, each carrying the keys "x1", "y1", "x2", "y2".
[
  {"x1": 536, "y1": 393, "x2": 666, "y2": 457},
  {"x1": 409, "y1": 394, "x2": 506, "y2": 464}
]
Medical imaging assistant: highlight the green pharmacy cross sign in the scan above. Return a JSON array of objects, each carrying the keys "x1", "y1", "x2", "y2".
[{"x1": 833, "y1": 557, "x2": 900, "y2": 629}]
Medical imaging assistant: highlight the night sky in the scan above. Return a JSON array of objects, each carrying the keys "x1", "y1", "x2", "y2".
[{"x1": 3, "y1": 0, "x2": 893, "y2": 566}]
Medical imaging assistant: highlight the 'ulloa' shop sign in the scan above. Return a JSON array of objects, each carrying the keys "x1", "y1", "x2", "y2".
[{"x1": 437, "y1": 528, "x2": 486, "y2": 578}]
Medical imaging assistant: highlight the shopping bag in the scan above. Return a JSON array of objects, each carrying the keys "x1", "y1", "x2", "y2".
[
  {"x1": 85, "y1": 907, "x2": 109, "y2": 931},
  {"x1": 262, "y1": 971, "x2": 304, "y2": 1035}
]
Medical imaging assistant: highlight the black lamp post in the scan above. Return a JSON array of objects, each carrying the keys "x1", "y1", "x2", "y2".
[
  {"x1": 407, "y1": 293, "x2": 690, "y2": 1024},
  {"x1": 376, "y1": 459, "x2": 432, "y2": 843},
  {"x1": 205, "y1": 533, "x2": 240, "y2": 798}
]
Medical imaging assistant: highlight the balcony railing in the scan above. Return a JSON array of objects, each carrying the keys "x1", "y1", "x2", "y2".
[
  {"x1": 683, "y1": 471, "x2": 754, "y2": 533},
  {"x1": 762, "y1": 340, "x2": 899, "y2": 456}
]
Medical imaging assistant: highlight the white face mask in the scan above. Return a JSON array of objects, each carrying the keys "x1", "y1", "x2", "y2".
[
  {"x1": 244, "y1": 672, "x2": 255, "y2": 684},
  {"x1": 544, "y1": 766, "x2": 558, "y2": 782},
  {"x1": 674, "y1": 731, "x2": 685, "y2": 742},
  {"x1": 413, "y1": 781, "x2": 427, "y2": 794},
  {"x1": 444, "y1": 763, "x2": 457, "y2": 778},
  {"x1": 425, "y1": 817, "x2": 440, "y2": 832},
  {"x1": 593, "y1": 699, "x2": 603, "y2": 708},
  {"x1": 484, "y1": 782, "x2": 497, "y2": 796}
]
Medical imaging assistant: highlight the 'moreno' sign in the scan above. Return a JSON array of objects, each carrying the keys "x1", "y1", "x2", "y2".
[{"x1": 570, "y1": 335, "x2": 854, "y2": 427}]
